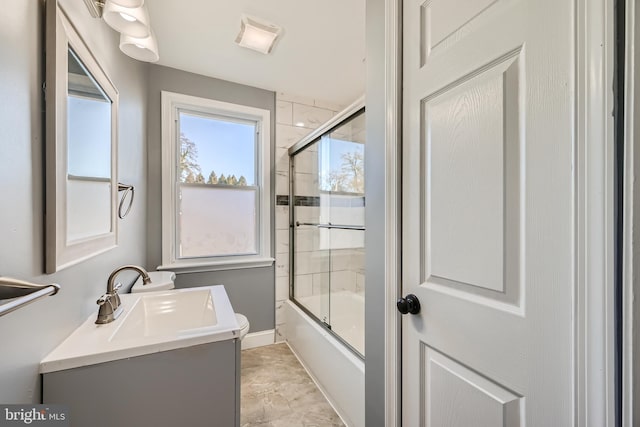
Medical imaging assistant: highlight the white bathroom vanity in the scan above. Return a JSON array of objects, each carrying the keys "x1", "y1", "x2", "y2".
[{"x1": 41, "y1": 285, "x2": 241, "y2": 427}]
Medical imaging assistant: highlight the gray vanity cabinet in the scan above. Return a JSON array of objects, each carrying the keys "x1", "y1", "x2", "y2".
[{"x1": 42, "y1": 339, "x2": 240, "y2": 427}]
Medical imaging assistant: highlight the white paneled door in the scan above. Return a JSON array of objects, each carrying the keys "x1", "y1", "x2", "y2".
[{"x1": 402, "y1": 0, "x2": 576, "y2": 425}]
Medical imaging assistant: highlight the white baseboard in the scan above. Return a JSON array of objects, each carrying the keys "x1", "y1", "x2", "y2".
[{"x1": 241, "y1": 329, "x2": 275, "y2": 350}]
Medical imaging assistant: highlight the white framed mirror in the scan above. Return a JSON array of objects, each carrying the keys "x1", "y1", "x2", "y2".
[{"x1": 45, "y1": 0, "x2": 118, "y2": 273}]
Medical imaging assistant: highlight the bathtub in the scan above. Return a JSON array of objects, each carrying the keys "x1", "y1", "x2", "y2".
[
  {"x1": 295, "y1": 291, "x2": 365, "y2": 355},
  {"x1": 285, "y1": 291, "x2": 365, "y2": 427}
]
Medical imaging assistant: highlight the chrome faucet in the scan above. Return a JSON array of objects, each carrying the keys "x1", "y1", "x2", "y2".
[{"x1": 96, "y1": 265, "x2": 151, "y2": 324}]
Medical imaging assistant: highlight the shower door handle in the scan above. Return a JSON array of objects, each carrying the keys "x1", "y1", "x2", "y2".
[{"x1": 397, "y1": 294, "x2": 421, "y2": 315}]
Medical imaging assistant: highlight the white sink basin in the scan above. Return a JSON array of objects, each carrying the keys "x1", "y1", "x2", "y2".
[
  {"x1": 41, "y1": 285, "x2": 239, "y2": 374},
  {"x1": 111, "y1": 289, "x2": 217, "y2": 341}
]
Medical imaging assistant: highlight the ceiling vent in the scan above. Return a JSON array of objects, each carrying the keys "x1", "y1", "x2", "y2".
[{"x1": 235, "y1": 15, "x2": 282, "y2": 55}]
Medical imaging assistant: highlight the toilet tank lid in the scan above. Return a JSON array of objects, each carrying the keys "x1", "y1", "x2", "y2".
[{"x1": 131, "y1": 271, "x2": 176, "y2": 293}]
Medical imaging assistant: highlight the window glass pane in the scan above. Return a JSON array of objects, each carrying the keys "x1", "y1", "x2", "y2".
[
  {"x1": 178, "y1": 111, "x2": 256, "y2": 186},
  {"x1": 179, "y1": 185, "x2": 257, "y2": 258},
  {"x1": 162, "y1": 93, "x2": 270, "y2": 268}
]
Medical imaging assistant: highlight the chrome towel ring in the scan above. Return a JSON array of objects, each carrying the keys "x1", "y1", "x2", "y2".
[{"x1": 117, "y1": 183, "x2": 134, "y2": 219}]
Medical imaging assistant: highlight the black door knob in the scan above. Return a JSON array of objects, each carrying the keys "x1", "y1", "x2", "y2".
[{"x1": 397, "y1": 294, "x2": 421, "y2": 315}]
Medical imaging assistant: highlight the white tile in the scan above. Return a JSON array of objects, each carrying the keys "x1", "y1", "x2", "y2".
[
  {"x1": 277, "y1": 92, "x2": 315, "y2": 105},
  {"x1": 276, "y1": 276, "x2": 290, "y2": 301},
  {"x1": 298, "y1": 143, "x2": 318, "y2": 155},
  {"x1": 331, "y1": 122, "x2": 352, "y2": 140},
  {"x1": 276, "y1": 170, "x2": 289, "y2": 194},
  {"x1": 330, "y1": 249, "x2": 352, "y2": 271},
  {"x1": 351, "y1": 114, "x2": 366, "y2": 133},
  {"x1": 313, "y1": 98, "x2": 346, "y2": 112},
  {"x1": 356, "y1": 272, "x2": 366, "y2": 294},
  {"x1": 312, "y1": 227, "x2": 322, "y2": 250},
  {"x1": 275, "y1": 147, "x2": 290, "y2": 174},
  {"x1": 293, "y1": 228, "x2": 315, "y2": 252},
  {"x1": 276, "y1": 124, "x2": 312, "y2": 149},
  {"x1": 276, "y1": 101, "x2": 293, "y2": 125},
  {"x1": 293, "y1": 250, "x2": 328, "y2": 275},
  {"x1": 312, "y1": 272, "x2": 330, "y2": 295},
  {"x1": 293, "y1": 274, "x2": 312, "y2": 298},
  {"x1": 294, "y1": 172, "x2": 318, "y2": 196},
  {"x1": 275, "y1": 252, "x2": 289, "y2": 277},
  {"x1": 331, "y1": 270, "x2": 356, "y2": 292},
  {"x1": 292, "y1": 104, "x2": 334, "y2": 130},
  {"x1": 274, "y1": 297, "x2": 287, "y2": 344},
  {"x1": 318, "y1": 227, "x2": 331, "y2": 250},
  {"x1": 351, "y1": 249, "x2": 365, "y2": 273},
  {"x1": 294, "y1": 206, "x2": 320, "y2": 224},
  {"x1": 294, "y1": 150, "x2": 317, "y2": 175},
  {"x1": 352, "y1": 129, "x2": 366, "y2": 144},
  {"x1": 275, "y1": 206, "x2": 289, "y2": 230},
  {"x1": 275, "y1": 299, "x2": 287, "y2": 325},
  {"x1": 276, "y1": 229, "x2": 289, "y2": 254},
  {"x1": 294, "y1": 251, "x2": 311, "y2": 275},
  {"x1": 274, "y1": 324, "x2": 286, "y2": 343},
  {"x1": 311, "y1": 250, "x2": 330, "y2": 274}
]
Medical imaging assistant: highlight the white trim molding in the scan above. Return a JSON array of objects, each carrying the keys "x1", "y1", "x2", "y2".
[
  {"x1": 623, "y1": 0, "x2": 638, "y2": 424},
  {"x1": 384, "y1": 0, "x2": 402, "y2": 425},
  {"x1": 160, "y1": 91, "x2": 272, "y2": 272},
  {"x1": 575, "y1": 0, "x2": 617, "y2": 424},
  {"x1": 241, "y1": 329, "x2": 275, "y2": 350}
]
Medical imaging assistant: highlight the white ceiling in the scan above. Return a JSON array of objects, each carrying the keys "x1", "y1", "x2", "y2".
[{"x1": 146, "y1": 0, "x2": 366, "y2": 107}]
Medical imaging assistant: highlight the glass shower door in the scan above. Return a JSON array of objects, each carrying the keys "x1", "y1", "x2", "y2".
[
  {"x1": 291, "y1": 141, "x2": 331, "y2": 327},
  {"x1": 291, "y1": 107, "x2": 366, "y2": 357},
  {"x1": 319, "y1": 112, "x2": 365, "y2": 355}
]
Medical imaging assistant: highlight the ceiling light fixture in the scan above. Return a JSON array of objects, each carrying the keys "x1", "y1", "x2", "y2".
[
  {"x1": 119, "y1": 12, "x2": 137, "y2": 22},
  {"x1": 119, "y1": 30, "x2": 159, "y2": 62},
  {"x1": 84, "y1": 0, "x2": 159, "y2": 63},
  {"x1": 103, "y1": 0, "x2": 150, "y2": 38},
  {"x1": 235, "y1": 15, "x2": 282, "y2": 55}
]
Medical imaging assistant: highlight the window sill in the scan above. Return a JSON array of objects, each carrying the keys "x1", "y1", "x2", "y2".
[{"x1": 157, "y1": 257, "x2": 275, "y2": 274}]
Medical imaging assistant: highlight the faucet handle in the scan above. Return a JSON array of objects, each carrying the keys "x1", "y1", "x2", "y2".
[
  {"x1": 97, "y1": 294, "x2": 111, "y2": 306},
  {"x1": 95, "y1": 293, "x2": 118, "y2": 324},
  {"x1": 112, "y1": 282, "x2": 122, "y2": 293}
]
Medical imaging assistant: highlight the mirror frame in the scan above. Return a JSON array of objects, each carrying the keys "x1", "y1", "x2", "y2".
[{"x1": 45, "y1": 0, "x2": 119, "y2": 273}]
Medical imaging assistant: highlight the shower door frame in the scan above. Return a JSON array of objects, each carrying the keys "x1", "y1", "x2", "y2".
[{"x1": 288, "y1": 98, "x2": 366, "y2": 360}]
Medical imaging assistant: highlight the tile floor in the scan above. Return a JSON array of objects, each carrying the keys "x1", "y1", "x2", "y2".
[{"x1": 241, "y1": 343, "x2": 345, "y2": 427}]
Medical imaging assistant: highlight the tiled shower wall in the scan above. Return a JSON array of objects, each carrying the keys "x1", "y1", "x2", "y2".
[{"x1": 274, "y1": 93, "x2": 345, "y2": 342}]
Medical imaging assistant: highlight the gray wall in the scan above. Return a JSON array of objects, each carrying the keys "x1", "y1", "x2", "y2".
[
  {"x1": 0, "y1": 0, "x2": 148, "y2": 403},
  {"x1": 365, "y1": 0, "x2": 386, "y2": 424},
  {"x1": 145, "y1": 65, "x2": 276, "y2": 332},
  {"x1": 175, "y1": 268, "x2": 274, "y2": 334}
]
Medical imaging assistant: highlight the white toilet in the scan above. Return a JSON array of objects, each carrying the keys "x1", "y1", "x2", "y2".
[{"x1": 131, "y1": 271, "x2": 250, "y2": 340}]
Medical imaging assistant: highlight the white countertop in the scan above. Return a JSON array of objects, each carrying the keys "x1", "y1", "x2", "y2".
[{"x1": 40, "y1": 285, "x2": 240, "y2": 374}]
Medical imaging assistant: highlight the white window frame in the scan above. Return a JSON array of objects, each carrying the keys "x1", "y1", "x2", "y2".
[{"x1": 159, "y1": 91, "x2": 273, "y2": 272}]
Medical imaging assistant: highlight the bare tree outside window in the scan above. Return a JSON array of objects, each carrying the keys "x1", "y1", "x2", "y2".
[
  {"x1": 179, "y1": 133, "x2": 201, "y2": 182},
  {"x1": 322, "y1": 146, "x2": 365, "y2": 194},
  {"x1": 180, "y1": 133, "x2": 251, "y2": 187}
]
